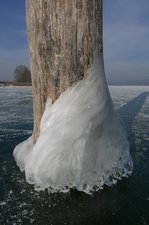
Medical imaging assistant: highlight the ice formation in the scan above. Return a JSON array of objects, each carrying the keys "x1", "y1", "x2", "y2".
[{"x1": 13, "y1": 55, "x2": 133, "y2": 194}]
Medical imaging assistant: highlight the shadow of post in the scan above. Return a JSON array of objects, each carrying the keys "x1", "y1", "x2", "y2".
[{"x1": 117, "y1": 92, "x2": 149, "y2": 146}]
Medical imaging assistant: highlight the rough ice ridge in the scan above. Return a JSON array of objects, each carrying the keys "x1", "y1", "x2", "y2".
[{"x1": 13, "y1": 54, "x2": 133, "y2": 194}]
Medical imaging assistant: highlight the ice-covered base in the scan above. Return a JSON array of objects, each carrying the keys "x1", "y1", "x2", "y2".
[{"x1": 13, "y1": 55, "x2": 133, "y2": 194}]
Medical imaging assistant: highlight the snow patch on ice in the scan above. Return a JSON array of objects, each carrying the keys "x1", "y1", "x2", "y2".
[
  {"x1": 0, "y1": 202, "x2": 7, "y2": 206},
  {"x1": 13, "y1": 54, "x2": 133, "y2": 194}
]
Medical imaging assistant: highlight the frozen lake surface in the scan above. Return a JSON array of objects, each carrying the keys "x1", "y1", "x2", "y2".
[{"x1": 0, "y1": 86, "x2": 149, "y2": 225}]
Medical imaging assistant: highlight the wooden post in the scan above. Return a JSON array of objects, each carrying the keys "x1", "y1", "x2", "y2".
[{"x1": 26, "y1": 0, "x2": 103, "y2": 141}]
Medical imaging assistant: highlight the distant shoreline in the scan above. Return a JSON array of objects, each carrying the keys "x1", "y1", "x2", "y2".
[
  {"x1": 0, "y1": 82, "x2": 149, "y2": 87},
  {"x1": 1, "y1": 85, "x2": 149, "y2": 88},
  {"x1": 108, "y1": 84, "x2": 149, "y2": 86},
  {"x1": 0, "y1": 82, "x2": 32, "y2": 87}
]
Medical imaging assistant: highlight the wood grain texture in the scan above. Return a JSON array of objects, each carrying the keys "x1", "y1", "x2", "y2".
[{"x1": 26, "y1": 0, "x2": 103, "y2": 141}]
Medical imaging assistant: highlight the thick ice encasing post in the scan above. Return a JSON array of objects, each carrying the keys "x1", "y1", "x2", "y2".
[{"x1": 26, "y1": 0, "x2": 103, "y2": 141}]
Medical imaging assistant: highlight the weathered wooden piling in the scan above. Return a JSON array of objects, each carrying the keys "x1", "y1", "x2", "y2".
[{"x1": 26, "y1": 0, "x2": 103, "y2": 141}]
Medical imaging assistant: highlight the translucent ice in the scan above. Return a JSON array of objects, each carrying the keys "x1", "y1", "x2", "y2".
[{"x1": 13, "y1": 54, "x2": 133, "y2": 194}]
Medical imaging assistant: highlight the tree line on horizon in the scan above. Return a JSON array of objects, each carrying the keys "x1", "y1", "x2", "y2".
[
  {"x1": 0, "y1": 65, "x2": 32, "y2": 85},
  {"x1": 14, "y1": 65, "x2": 31, "y2": 83}
]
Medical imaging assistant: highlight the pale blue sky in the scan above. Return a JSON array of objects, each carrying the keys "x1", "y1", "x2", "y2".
[
  {"x1": 104, "y1": 0, "x2": 149, "y2": 83},
  {"x1": 0, "y1": 0, "x2": 149, "y2": 82}
]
